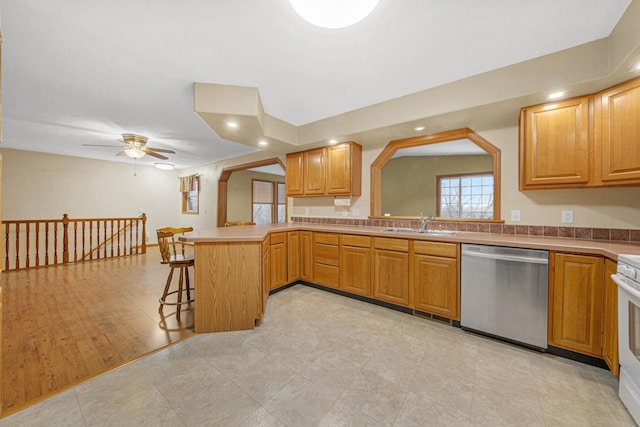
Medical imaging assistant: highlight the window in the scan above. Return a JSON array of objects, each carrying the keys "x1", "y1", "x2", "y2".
[
  {"x1": 252, "y1": 179, "x2": 286, "y2": 225},
  {"x1": 181, "y1": 176, "x2": 199, "y2": 214},
  {"x1": 437, "y1": 173, "x2": 493, "y2": 219}
]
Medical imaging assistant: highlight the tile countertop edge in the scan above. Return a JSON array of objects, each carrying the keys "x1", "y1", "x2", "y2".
[{"x1": 179, "y1": 223, "x2": 640, "y2": 260}]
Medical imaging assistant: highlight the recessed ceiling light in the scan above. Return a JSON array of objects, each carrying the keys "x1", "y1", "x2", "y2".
[
  {"x1": 633, "y1": 62, "x2": 640, "y2": 71},
  {"x1": 548, "y1": 91, "x2": 565, "y2": 100},
  {"x1": 288, "y1": 0, "x2": 380, "y2": 29},
  {"x1": 155, "y1": 163, "x2": 175, "y2": 170},
  {"x1": 414, "y1": 126, "x2": 425, "y2": 131},
  {"x1": 227, "y1": 121, "x2": 238, "y2": 128},
  {"x1": 329, "y1": 139, "x2": 338, "y2": 145},
  {"x1": 258, "y1": 140, "x2": 268, "y2": 146}
]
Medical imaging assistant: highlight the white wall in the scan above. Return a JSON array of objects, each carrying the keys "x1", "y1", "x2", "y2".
[{"x1": 0, "y1": 148, "x2": 180, "y2": 242}]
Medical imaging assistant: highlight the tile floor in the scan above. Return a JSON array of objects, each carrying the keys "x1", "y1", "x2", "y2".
[{"x1": 1, "y1": 284, "x2": 635, "y2": 426}]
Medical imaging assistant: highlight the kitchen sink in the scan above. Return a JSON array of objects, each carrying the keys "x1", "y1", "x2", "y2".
[{"x1": 383, "y1": 228, "x2": 459, "y2": 236}]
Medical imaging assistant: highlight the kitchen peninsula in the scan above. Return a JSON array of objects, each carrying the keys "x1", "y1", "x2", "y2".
[{"x1": 182, "y1": 223, "x2": 640, "y2": 355}]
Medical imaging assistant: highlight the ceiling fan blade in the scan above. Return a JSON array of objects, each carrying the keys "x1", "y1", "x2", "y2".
[
  {"x1": 83, "y1": 144, "x2": 127, "y2": 148},
  {"x1": 143, "y1": 149, "x2": 169, "y2": 160},
  {"x1": 146, "y1": 147, "x2": 176, "y2": 154}
]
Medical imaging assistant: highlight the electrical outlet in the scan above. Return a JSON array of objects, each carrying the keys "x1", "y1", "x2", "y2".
[
  {"x1": 352, "y1": 208, "x2": 360, "y2": 217},
  {"x1": 342, "y1": 208, "x2": 348, "y2": 217},
  {"x1": 304, "y1": 208, "x2": 309, "y2": 216},
  {"x1": 511, "y1": 210, "x2": 521, "y2": 222},
  {"x1": 562, "y1": 210, "x2": 574, "y2": 224}
]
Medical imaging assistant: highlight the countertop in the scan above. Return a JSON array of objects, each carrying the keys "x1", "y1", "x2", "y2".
[{"x1": 180, "y1": 223, "x2": 640, "y2": 260}]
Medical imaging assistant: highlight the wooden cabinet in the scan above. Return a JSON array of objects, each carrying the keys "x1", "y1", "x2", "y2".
[
  {"x1": 262, "y1": 236, "x2": 271, "y2": 310},
  {"x1": 270, "y1": 232, "x2": 287, "y2": 290},
  {"x1": 326, "y1": 143, "x2": 362, "y2": 195},
  {"x1": 285, "y1": 151, "x2": 304, "y2": 196},
  {"x1": 313, "y1": 232, "x2": 340, "y2": 288},
  {"x1": 300, "y1": 231, "x2": 313, "y2": 281},
  {"x1": 411, "y1": 241, "x2": 459, "y2": 320},
  {"x1": 519, "y1": 96, "x2": 591, "y2": 189},
  {"x1": 285, "y1": 142, "x2": 362, "y2": 197},
  {"x1": 520, "y1": 76, "x2": 640, "y2": 190},
  {"x1": 603, "y1": 258, "x2": 619, "y2": 377},
  {"x1": 549, "y1": 253, "x2": 604, "y2": 357},
  {"x1": 287, "y1": 231, "x2": 300, "y2": 283},
  {"x1": 598, "y1": 78, "x2": 640, "y2": 185},
  {"x1": 303, "y1": 148, "x2": 326, "y2": 195},
  {"x1": 340, "y1": 234, "x2": 372, "y2": 296},
  {"x1": 373, "y1": 237, "x2": 410, "y2": 306}
]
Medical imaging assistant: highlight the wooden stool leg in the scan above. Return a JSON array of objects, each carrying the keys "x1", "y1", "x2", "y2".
[
  {"x1": 159, "y1": 267, "x2": 175, "y2": 312},
  {"x1": 176, "y1": 267, "x2": 184, "y2": 321},
  {"x1": 185, "y1": 266, "x2": 191, "y2": 302}
]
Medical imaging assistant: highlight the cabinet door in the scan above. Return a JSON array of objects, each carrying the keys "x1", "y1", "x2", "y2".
[
  {"x1": 327, "y1": 143, "x2": 352, "y2": 194},
  {"x1": 287, "y1": 231, "x2": 300, "y2": 283},
  {"x1": 599, "y1": 78, "x2": 640, "y2": 184},
  {"x1": 262, "y1": 245, "x2": 271, "y2": 309},
  {"x1": 550, "y1": 253, "x2": 604, "y2": 357},
  {"x1": 285, "y1": 152, "x2": 304, "y2": 196},
  {"x1": 303, "y1": 148, "x2": 326, "y2": 195},
  {"x1": 373, "y1": 248, "x2": 409, "y2": 306},
  {"x1": 340, "y1": 245, "x2": 372, "y2": 296},
  {"x1": 300, "y1": 231, "x2": 313, "y2": 281},
  {"x1": 412, "y1": 254, "x2": 459, "y2": 320},
  {"x1": 270, "y1": 242, "x2": 287, "y2": 290},
  {"x1": 519, "y1": 96, "x2": 591, "y2": 189},
  {"x1": 602, "y1": 259, "x2": 619, "y2": 377}
]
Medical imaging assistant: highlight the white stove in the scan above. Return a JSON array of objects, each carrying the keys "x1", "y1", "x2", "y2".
[{"x1": 613, "y1": 254, "x2": 640, "y2": 424}]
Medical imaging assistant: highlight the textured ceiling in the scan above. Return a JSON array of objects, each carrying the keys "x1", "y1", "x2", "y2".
[{"x1": 0, "y1": 0, "x2": 632, "y2": 168}]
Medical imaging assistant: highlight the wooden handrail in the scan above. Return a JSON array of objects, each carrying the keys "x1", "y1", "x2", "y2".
[{"x1": 2, "y1": 214, "x2": 147, "y2": 271}]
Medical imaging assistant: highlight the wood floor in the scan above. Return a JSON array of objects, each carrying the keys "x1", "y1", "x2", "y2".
[{"x1": 1, "y1": 246, "x2": 194, "y2": 416}]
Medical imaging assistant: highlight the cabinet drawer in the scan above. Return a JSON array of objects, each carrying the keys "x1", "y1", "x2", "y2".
[
  {"x1": 413, "y1": 241, "x2": 457, "y2": 258},
  {"x1": 270, "y1": 232, "x2": 286, "y2": 245},
  {"x1": 374, "y1": 237, "x2": 408, "y2": 252},
  {"x1": 341, "y1": 234, "x2": 371, "y2": 248},
  {"x1": 314, "y1": 243, "x2": 339, "y2": 266},
  {"x1": 314, "y1": 263, "x2": 340, "y2": 288},
  {"x1": 315, "y1": 233, "x2": 340, "y2": 245}
]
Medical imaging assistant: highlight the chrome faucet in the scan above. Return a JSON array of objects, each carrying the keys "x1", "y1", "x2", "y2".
[{"x1": 419, "y1": 213, "x2": 435, "y2": 232}]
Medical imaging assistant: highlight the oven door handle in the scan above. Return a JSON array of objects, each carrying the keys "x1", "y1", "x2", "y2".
[{"x1": 612, "y1": 273, "x2": 640, "y2": 301}]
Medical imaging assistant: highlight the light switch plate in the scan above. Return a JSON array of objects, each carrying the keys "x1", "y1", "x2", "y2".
[
  {"x1": 352, "y1": 208, "x2": 360, "y2": 217},
  {"x1": 511, "y1": 210, "x2": 521, "y2": 222},
  {"x1": 562, "y1": 210, "x2": 574, "y2": 223}
]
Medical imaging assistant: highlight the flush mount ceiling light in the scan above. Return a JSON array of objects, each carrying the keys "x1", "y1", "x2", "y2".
[
  {"x1": 414, "y1": 126, "x2": 425, "y2": 131},
  {"x1": 328, "y1": 139, "x2": 338, "y2": 145},
  {"x1": 226, "y1": 121, "x2": 238, "y2": 128},
  {"x1": 288, "y1": 0, "x2": 380, "y2": 29},
  {"x1": 258, "y1": 140, "x2": 268, "y2": 146},
  {"x1": 548, "y1": 91, "x2": 565, "y2": 100},
  {"x1": 155, "y1": 163, "x2": 175, "y2": 170}
]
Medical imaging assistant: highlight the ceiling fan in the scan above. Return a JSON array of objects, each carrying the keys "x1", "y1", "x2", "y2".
[{"x1": 83, "y1": 133, "x2": 176, "y2": 160}]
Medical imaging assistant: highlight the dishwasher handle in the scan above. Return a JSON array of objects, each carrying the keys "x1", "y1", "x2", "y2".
[{"x1": 461, "y1": 249, "x2": 549, "y2": 265}]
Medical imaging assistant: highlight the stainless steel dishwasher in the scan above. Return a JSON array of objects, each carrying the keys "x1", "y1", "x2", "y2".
[{"x1": 461, "y1": 244, "x2": 549, "y2": 350}]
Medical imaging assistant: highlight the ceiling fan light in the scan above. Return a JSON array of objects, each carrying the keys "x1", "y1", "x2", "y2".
[{"x1": 124, "y1": 148, "x2": 146, "y2": 159}]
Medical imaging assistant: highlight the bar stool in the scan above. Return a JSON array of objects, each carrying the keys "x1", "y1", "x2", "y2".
[{"x1": 157, "y1": 227, "x2": 194, "y2": 320}]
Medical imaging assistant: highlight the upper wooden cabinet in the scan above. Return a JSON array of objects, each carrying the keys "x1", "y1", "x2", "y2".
[
  {"x1": 519, "y1": 96, "x2": 592, "y2": 189},
  {"x1": 597, "y1": 78, "x2": 640, "y2": 184},
  {"x1": 285, "y1": 142, "x2": 362, "y2": 197},
  {"x1": 520, "y1": 76, "x2": 640, "y2": 189},
  {"x1": 285, "y1": 152, "x2": 304, "y2": 196}
]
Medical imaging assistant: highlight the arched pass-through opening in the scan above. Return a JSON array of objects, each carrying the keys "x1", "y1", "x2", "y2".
[
  {"x1": 370, "y1": 128, "x2": 501, "y2": 221},
  {"x1": 217, "y1": 157, "x2": 286, "y2": 227}
]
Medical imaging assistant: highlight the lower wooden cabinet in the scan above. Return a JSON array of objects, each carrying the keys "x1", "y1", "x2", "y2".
[
  {"x1": 373, "y1": 238, "x2": 409, "y2": 306},
  {"x1": 603, "y1": 258, "x2": 619, "y2": 377},
  {"x1": 270, "y1": 232, "x2": 287, "y2": 290},
  {"x1": 340, "y1": 235, "x2": 372, "y2": 296},
  {"x1": 262, "y1": 236, "x2": 271, "y2": 310},
  {"x1": 313, "y1": 233, "x2": 340, "y2": 288},
  {"x1": 300, "y1": 231, "x2": 313, "y2": 281},
  {"x1": 412, "y1": 254, "x2": 459, "y2": 319},
  {"x1": 549, "y1": 253, "x2": 604, "y2": 357},
  {"x1": 287, "y1": 231, "x2": 300, "y2": 283}
]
